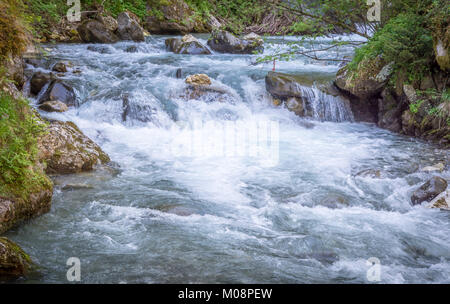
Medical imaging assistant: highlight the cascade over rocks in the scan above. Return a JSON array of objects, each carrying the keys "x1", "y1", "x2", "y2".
[
  {"x1": 165, "y1": 35, "x2": 211, "y2": 55},
  {"x1": 265, "y1": 72, "x2": 353, "y2": 122},
  {"x1": 30, "y1": 72, "x2": 54, "y2": 96},
  {"x1": 37, "y1": 80, "x2": 77, "y2": 107},
  {"x1": 181, "y1": 74, "x2": 238, "y2": 102},
  {"x1": 207, "y1": 30, "x2": 264, "y2": 54}
]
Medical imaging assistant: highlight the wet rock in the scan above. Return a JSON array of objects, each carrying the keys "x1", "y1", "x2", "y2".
[
  {"x1": 0, "y1": 187, "x2": 52, "y2": 235},
  {"x1": 117, "y1": 12, "x2": 145, "y2": 42},
  {"x1": 207, "y1": 30, "x2": 264, "y2": 54},
  {"x1": 87, "y1": 45, "x2": 112, "y2": 54},
  {"x1": 37, "y1": 81, "x2": 77, "y2": 107},
  {"x1": 125, "y1": 45, "x2": 138, "y2": 53},
  {"x1": 428, "y1": 191, "x2": 450, "y2": 211},
  {"x1": 411, "y1": 176, "x2": 448, "y2": 205},
  {"x1": 264, "y1": 71, "x2": 317, "y2": 117},
  {"x1": 52, "y1": 62, "x2": 68, "y2": 73},
  {"x1": 180, "y1": 75, "x2": 237, "y2": 103},
  {"x1": 421, "y1": 163, "x2": 445, "y2": 173},
  {"x1": 121, "y1": 93, "x2": 156, "y2": 123},
  {"x1": 165, "y1": 38, "x2": 182, "y2": 53},
  {"x1": 62, "y1": 184, "x2": 94, "y2": 191},
  {"x1": 335, "y1": 58, "x2": 394, "y2": 99},
  {"x1": 0, "y1": 238, "x2": 33, "y2": 280},
  {"x1": 100, "y1": 15, "x2": 118, "y2": 33},
  {"x1": 122, "y1": 93, "x2": 130, "y2": 122},
  {"x1": 377, "y1": 89, "x2": 403, "y2": 133},
  {"x1": 317, "y1": 194, "x2": 349, "y2": 209},
  {"x1": 354, "y1": 169, "x2": 382, "y2": 179},
  {"x1": 39, "y1": 100, "x2": 69, "y2": 113},
  {"x1": 176, "y1": 68, "x2": 182, "y2": 79},
  {"x1": 186, "y1": 74, "x2": 212, "y2": 86},
  {"x1": 266, "y1": 71, "x2": 310, "y2": 99},
  {"x1": 38, "y1": 121, "x2": 111, "y2": 174},
  {"x1": 77, "y1": 19, "x2": 119, "y2": 43},
  {"x1": 24, "y1": 58, "x2": 45, "y2": 68},
  {"x1": 30, "y1": 72, "x2": 53, "y2": 96},
  {"x1": 165, "y1": 35, "x2": 211, "y2": 55}
]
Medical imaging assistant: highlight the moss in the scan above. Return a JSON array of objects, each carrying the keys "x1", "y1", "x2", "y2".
[
  {"x1": 0, "y1": 92, "x2": 51, "y2": 200},
  {"x1": 0, "y1": 237, "x2": 34, "y2": 279},
  {"x1": 0, "y1": 0, "x2": 30, "y2": 64}
]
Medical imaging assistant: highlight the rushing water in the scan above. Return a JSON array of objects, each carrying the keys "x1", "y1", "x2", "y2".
[{"x1": 6, "y1": 35, "x2": 450, "y2": 283}]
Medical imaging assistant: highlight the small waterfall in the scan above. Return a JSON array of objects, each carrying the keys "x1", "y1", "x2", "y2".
[
  {"x1": 309, "y1": 86, "x2": 354, "y2": 122},
  {"x1": 284, "y1": 85, "x2": 354, "y2": 123}
]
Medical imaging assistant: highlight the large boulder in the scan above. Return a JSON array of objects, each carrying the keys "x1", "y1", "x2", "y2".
[
  {"x1": 265, "y1": 72, "x2": 313, "y2": 99},
  {"x1": 180, "y1": 74, "x2": 238, "y2": 103},
  {"x1": 37, "y1": 81, "x2": 77, "y2": 107},
  {"x1": 77, "y1": 19, "x2": 119, "y2": 43},
  {"x1": 117, "y1": 12, "x2": 145, "y2": 42},
  {"x1": 207, "y1": 30, "x2": 264, "y2": 54},
  {"x1": 335, "y1": 57, "x2": 394, "y2": 99},
  {"x1": 38, "y1": 121, "x2": 111, "y2": 174},
  {"x1": 0, "y1": 185, "x2": 52, "y2": 235},
  {"x1": 165, "y1": 35, "x2": 211, "y2": 55},
  {"x1": 30, "y1": 71, "x2": 53, "y2": 96},
  {"x1": 411, "y1": 176, "x2": 448, "y2": 205},
  {"x1": 186, "y1": 74, "x2": 212, "y2": 86},
  {"x1": 0, "y1": 238, "x2": 33, "y2": 280},
  {"x1": 144, "y1": 0, "x2": 205, "y2": 34}
]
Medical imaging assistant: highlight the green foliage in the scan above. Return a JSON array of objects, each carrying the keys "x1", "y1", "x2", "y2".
[
  {"x1": 348, "y1": 13, "x2": 433, "y2": 81},
  {"x1": 23, "y1": 0, "x2": 149, "y2": 38},
  {"x1": 409, "y1": 99, "x2": 425, "y2": 114},
  {"x1": 186, "y1": 0, "x2": 270, "y2": 34},
  {"x1": 0, "y1": 91, "x2": 50, "y2": 199},
  {"x1": 443, "y1": 89, "x2": 450, "y2": 103}
]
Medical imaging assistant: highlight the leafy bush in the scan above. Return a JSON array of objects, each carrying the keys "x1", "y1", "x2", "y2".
[{"x1": 349, "y1": 13, "x2": 433, "y2": 81}]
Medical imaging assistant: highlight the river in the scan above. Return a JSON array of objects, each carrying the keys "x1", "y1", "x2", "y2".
[{"x1": 7, "y1": 35, "x2": 450, "y2": 283}]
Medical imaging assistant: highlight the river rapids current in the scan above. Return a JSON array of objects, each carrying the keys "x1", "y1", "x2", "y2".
[{"x1": 6, "y1": 35, "x2": 450, "y2": 284}]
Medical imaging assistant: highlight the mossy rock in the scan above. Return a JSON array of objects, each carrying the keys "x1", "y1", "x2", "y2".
[
  {"x1": 0, "y1": 238, "x2": 33, "y2": 280},
  {"x1": 38, "y1": 120, "x2": 111, "y2": 174}
]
